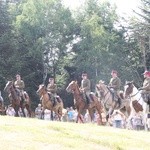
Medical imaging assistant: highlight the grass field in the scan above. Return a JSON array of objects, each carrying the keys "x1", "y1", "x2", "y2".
[{"x1": 0, "y1": 116, "x2": 150, "y2": 150}]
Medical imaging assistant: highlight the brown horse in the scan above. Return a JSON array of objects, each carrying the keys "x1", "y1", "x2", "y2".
[
  {"x1": 95, "y1": 81, "x2": 131, "y2": 121},
  {"x1": 36, "y1": 84, "x2": 63, "y2": 121},
  {"x1": 66, "y1": 81, "x2": 104, "y2": 124},
  {"x1": 0, "y1": 92, "x2": 5, "y2": 115},
  {"x1": 4, "y1": 81, "x2": 32, "y2": 117}
]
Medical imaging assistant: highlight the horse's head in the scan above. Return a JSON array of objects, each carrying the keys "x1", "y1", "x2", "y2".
[
  {"x1": 4, "y1": 81, "x2": 13, "y2": 93},
  {"x1": 36, "y1": 84, "x2": 46, "y2": 96},
  {"x1": 96, "y1": 80, "x2": 106, "y2": 98},
  {"x1": 124, "y1": 81, "x2": 134, "y2": 99},
  {"x1": 66, "y1": 81, "x2": 78, "y2": 93}
]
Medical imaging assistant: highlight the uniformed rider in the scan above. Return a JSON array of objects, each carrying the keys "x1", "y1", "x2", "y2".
[
  {"x1": 14, "y1": 74, "x2": 26, "y2": 101},
  {"x1": 139, "y1": 70, "x2": 150, "y2": 103},
  {"x1": 80, "y1": 72, "x2": 93, "y2": 106},
  {"x1": 47, "y1": 77, "x2": 57, "y2": 106},
  {"x1": 108, "y1": 70, "x2": 121, "y2": 104}
]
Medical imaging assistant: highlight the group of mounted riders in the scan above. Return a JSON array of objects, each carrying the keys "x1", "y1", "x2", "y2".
[
  {"x1": 96, "y1": 70, "x2": 150, "y2": 109},
  {"x1": 2, "y1": 69, "x2": 150, "y2": 121}
]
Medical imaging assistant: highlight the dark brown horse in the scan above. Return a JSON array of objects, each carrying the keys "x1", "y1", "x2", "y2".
[
  {"x1": 36, "y1": 84, "x2": 63, "y2": 121},
  {"x1": 4, "y1": 81, "x2": 32, "y2": 117},
  {"x1": 66, "y1": 81, "x2": 104, "y2": 124}
]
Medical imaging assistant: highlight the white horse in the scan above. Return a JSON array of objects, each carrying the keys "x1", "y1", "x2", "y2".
[{"x1": 124, "y1": 81, "x2": 150, "y2": 130}]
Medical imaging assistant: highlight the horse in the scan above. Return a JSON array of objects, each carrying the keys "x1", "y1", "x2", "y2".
[
  {"x1": 66, "y1": 81, "x2": 104, "y2": 124},
  {"x1": 0, "y1": 92, "x2": 6, "y2": 115},
  {"x1": 4, "y1": 81, "x2": 32, "y2": 117},
  {"x1": 95, "y1": 80, "x2": 131, "y2": 122},
  {"x1": 36, "y1": 84, "x2": 63, "y2": 121},
  {"x1": 124, "y1": 81, "x2": 150, "y2": 130}
]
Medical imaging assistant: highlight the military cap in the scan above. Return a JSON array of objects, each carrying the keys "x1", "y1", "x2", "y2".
[
  {"x1": 82, "y1": 71, "x2": 88, "y2": 76},
  {"x1": 16, "y1": 74, "x2": 20, "y2": 77},
  {"x1": 111, "y1": 70, "x2": 118, "y2": 74},
  {"x1": 143, "y1": 70, "x2": 150, "y2": 76}
]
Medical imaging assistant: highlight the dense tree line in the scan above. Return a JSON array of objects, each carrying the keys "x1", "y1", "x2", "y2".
[{"x1": 0, "y1": 0, "x2": 149, "y2": 109}]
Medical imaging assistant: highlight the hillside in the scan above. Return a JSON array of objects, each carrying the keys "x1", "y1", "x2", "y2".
[{"x1": 0, "y1": 116, "x2": 150, "y2": 150}]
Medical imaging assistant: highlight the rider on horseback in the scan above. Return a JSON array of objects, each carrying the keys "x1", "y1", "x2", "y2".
[
  {"x1": 139, "y1": 70, "x2": 150, "y2": 104},
  {"x1": 14, "y1": 74, "x2": 26, "y2": 102},
  {"x1": 108, "y1": 70, "x2": 122, "y2": 106},
  {"x1": 80, "y1": 72, "x2": 93, "y2": 107},
  {"x1": 47, "y1": 77, "x2": 57, "y2": 106}
]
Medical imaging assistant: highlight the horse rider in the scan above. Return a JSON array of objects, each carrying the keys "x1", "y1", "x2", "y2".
[
  {"x1": 47, "y1": 77, "x2": 58, "y2": 106},
  {"x1": 108, "y1": 70, "x2": 122, "y2": 106},
  {"x1": 14, "y1": 74, "x2": 26, "y2": 102},
  {"x1": 138, "y1": 70, "x2": 150, "y2": 103},
  {"x1": 80, "y1": 72, "x2": 93, "y2": 107}
]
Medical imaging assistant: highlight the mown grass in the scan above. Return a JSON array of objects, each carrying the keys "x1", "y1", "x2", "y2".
[{"x1": 0, "y1": 116, "x2": 149, "y2": 150}]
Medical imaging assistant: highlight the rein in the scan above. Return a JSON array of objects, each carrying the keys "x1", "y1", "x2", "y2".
[
  {"x1": 130, "y1": 91, "x2": 140, "y2": 97},
  {"x1": 129, "y1": 91, "x2": 142, "y2": 103}
]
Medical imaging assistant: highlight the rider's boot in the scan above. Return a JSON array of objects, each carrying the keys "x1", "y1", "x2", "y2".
[
  {"x1": 118, "y1": 98, "x2": 121, "y2": 108},
  {"x1": 52, "y1": 98, "x2": 56, "y2": 107}
]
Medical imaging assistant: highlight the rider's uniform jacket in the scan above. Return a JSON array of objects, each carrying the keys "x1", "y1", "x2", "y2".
[
  {"x1": 109, "y1": 77, "x2": 121, "y2": 91},
  {"x1": 81, "y1": 78, "x2": 91, "y2": 92},
  {"x1": 14, "y1": 80, "x2": 25, "y2": 90},
  {"x1": 47, "y1": 83, "x2": 57, "y2": 94}
]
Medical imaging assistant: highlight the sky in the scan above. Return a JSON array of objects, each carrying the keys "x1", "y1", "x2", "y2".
[{"x1": 63, "y1": 0, "x2": 141, "y2": 17}]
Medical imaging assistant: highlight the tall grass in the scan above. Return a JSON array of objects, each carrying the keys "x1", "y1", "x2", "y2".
[{"x1": 0, "y1": 116, "x2": 149, "y2": 150}]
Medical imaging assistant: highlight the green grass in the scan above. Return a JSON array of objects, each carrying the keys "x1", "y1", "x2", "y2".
[{"x1": 0, "y1": 116, "x2": 149, "y2": 150}]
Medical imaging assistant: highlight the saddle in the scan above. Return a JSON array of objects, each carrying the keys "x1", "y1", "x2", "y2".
[
  {"x1": 47, "y1": 93, "x2": 61, "y2": 106},
  {"x1": 83, "y1": 93, "x2": 94, "y2": 105},
  {"x1": 108, "y1": 87, "x2": 122, "y2": 106}
]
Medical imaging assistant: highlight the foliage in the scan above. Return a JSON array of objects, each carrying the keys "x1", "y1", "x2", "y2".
[{"x1": 0, "y1": 0, "x2": 149, "y2": 108}]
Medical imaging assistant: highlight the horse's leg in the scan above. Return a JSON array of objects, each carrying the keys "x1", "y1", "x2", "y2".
[
  {"x1": 96, "y1": 106, "x2": 103, "y2": 125},
  {"x1": 125, "y1": 105, "x2": 130, "y2": 117},
  {"x1": 57, "y1": 107, "x2": 63, "y2": 121},
  {"x1": 25, "y1": 104, "x2": 31, "y2": 117},
  {"x1": 142, "y1": 102, "x2": 148, "y2": 131},
  {"x1": 76, "y1": 113, "x2": 79, "y2": 123},
  {"x1": 21, "y1": 106, "x2": 26, "y2": 117},
  {"x1": 88, "y1": 108, "x2": 94, "y2": 122},
  {"x1": 76, "y1": 109, "x2": 84, "y2": 123},
  {"x1": 41, "y1": 108, "x2": 45, "y2": 119},
  {"x1": 14, "y1": 105, "x2": 19, "y2": 117},
  {"x1": 51, "y1": 110, "x2": 54, "y2": 121},
  {"x1": 20, "y1": 101, "x2": 26, "y2": 117}
]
